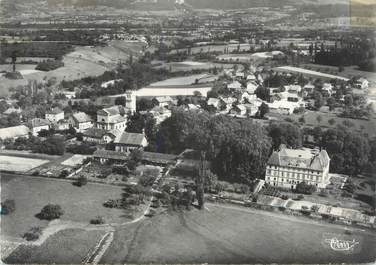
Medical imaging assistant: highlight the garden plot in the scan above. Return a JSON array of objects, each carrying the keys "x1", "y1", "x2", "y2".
[
  {"x1": 0, "y1": 155, "x2": 48, "y2": 172},
  {"x1": 61, "y1": 155, "x2": 88, "y2": 167}
]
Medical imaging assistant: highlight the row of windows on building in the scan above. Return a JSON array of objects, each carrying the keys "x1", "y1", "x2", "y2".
[
  {"x1": 267, "y1": 170, "x2": 320, "y2": 180},
  {"x1": 267, "y1": 166, "x2": 318, "y2": 175},
  {"x1": 266, "y1": 178, "x2": 319, "y2": 186},
  {"x1": 266, "y1": 176, "x2": 321, "y2": 184}
]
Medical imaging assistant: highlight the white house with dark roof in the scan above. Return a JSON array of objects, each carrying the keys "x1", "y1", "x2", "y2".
[
  {"x1": 96, "y1": 106, "x2": 127, "y2": 131},
  {"x1": 69, "y1": 112, "x2": 93, "y2": 132},
  {"x1": 45, "y1": 107, "x2": 64, "y2": 123},
  {"x1": 152, "y1": 96, "x2": 173, "y2": 108},
  {"x1": 356, "y1": 78, "x2": 369, "y2": 90},
  {"x1": 114, "y1": 131, "x2": 148, "y2": 154},
  {"x1": 227, "y1": 81, "x2": 242, "y2": 90},
  {"x1": 28, "y1": 118, "x2": 50, "y2": 136},
  {"x1": 265, "y1": 145, "x2": 330, "y2": 189},
  {"x1": 207, "y1": 98, "x2": 222, "y2": 110}
]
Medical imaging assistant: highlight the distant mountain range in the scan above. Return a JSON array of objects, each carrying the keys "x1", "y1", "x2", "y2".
[{"x1": 5, "y1": 0, "x2": 350, "y2": 10}]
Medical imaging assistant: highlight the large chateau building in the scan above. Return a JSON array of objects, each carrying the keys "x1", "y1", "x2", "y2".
[{"x1": 265, "y1": 145, "x2": 330, "y2": 189}]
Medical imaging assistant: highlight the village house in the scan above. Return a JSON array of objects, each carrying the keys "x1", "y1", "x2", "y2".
[
  {"x1": 0, "y1": 125, "x2": 30, "y2": 140},
  {"x1": 243, "y1": 103, "x2": 259, "y2": 116},
  {"x1": 3, "y1": 107, "x2": 22, "y2": 116},
  {"x1": 28, "y1": 118, "x2": 50, "y2": 136},
  {"x1": 207, "y1": 98, "x2": 222, "y2": 110},
  {"x1": 356, "y1": 78, "x2": 369, "y2": 90},
  {"x1": 235, "y1": 71, "x2": 245, "y2": 79},
  {"x1": 82, "y1": 128, "x2": 121, "y2": 144},
  {"x1": 69, "y1": 112, "x2": 93, "y2": 132},
  {"x1": 230, "y1": 104, "x2": 247, "y2": 116},
  {"x1": 152, "y1": 96, "x2": 173, "y2": 108},
  {"x1": 237, "y1": 91, "x2": 257, "y2": 103},
  {"x1": 93, "y1": 149, "x2": 129, "y2": 164},
  {"x1": 45, "y1": 107, "x2": 64, "y2": 123},
  {"x1": 322, "y1": 83, "x2": 333, "y2": 97},
  {"x1": 60, "y1": 91, "x2": 76, "y2": 100},
  {"x1": 220, "y1": 96, "x2": 237, "y2": 111},
  {"x1": 114, "y1": 131, "x2": 148, "y2": 154},
  {"x1": 55, "y1": 119, "x2": 70, "y2": 131},
  {"x1": 96, "y1": 106, "x2": 127, "y2": 131},
  {"x1": 246, "y1": 81, "x2": 258, "y2": 94},
  {"x1": 246, "y1": 74, "x2": 257, "y2": 81},
  {"x1": 265, "y1": 145, "x2": 331, "y2": 189},
  {"x1": 303, "y1": 83, "x2": 315, "y2": 95},
  {"x1": 227, "y1": 81, "x2": 242, "y2": 90},
  {"x1": 268, "y1": 100, "x2": 298, "y2": 115},
  {"x1": 284, "y1": 85, "x2": 302, "y2": 94},
  {"x1": 147, "y1": 106, "x2": 172, "y2": 124}
]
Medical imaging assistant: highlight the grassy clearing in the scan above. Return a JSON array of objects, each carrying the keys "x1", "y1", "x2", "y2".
[
  {"x1": 4, "y1": 228, "x2": 105, "y2": 264},
  {"x1": 1, "y1": 174, "x2": 126, "y2": 239},
  {"x1": 102, "y1": 205, "x2": 376, "y2": 264},
  {"x1": 0, "y1": 155, "x2": 49, "y2": 172}
]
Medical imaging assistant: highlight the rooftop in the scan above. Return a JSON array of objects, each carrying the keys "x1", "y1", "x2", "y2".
[
  {"x1": 72, "y1": 112, "x2": 92, "y2": 123},
  {"x1": 0, "y1": 125, "x2": 30, "y2": 140},
  {"x1": 115, "y1": 132, "x2": 146, "y2": 146},
  {"x1": 46, "y1": 107, "x2": 63, "y2": 115},
  {"x1": 29, "y1": 118, "x2": 50, "y2": 128},
  {"x1": 267, "y1": 145, "x2": 330, "y2": 171}
]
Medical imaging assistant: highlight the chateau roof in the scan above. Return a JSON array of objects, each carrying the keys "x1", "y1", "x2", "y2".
[{"x1": 267, "y1": 145, "x2": 330, "y2": 171}]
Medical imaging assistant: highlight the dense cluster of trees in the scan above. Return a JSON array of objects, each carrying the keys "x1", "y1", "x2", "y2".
[
  {"x1": 157, "y1": 109, "x2": 272, "y2": 183},
  {"x1": 33, "y1": 136, "x2": 66, "y2": 156},
  {"x1": 36, "y1": 59, "x2": 64, "y2": 71},
  {"x1": 1, "y1": 42, "x2": 74, "y2": 61},
  {"x1": 314, "y1": 38, "x2": 375, "y2": 71}
]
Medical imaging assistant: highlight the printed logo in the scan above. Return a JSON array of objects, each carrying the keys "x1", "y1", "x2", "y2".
[{"x1": 322, "y1": 232, "x2": 362, "y2": 254}]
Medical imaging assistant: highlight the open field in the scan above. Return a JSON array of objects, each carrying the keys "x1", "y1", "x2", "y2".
[
  {"x1": 134, "y1": 86, "x2": 212, "y2": 97},
  {"x1": 170, "y1": 43, "x2": 258, "y2": 55},
  {"x1": 4, "y1": 228, "x2": 105, "y2": 264},
  {"x1": 0, "y1": 40, "x2": 146, "y2": 96},
  {"x1": 0, "y1": 155, "x2": 49, "y2": 172},
  {"x1": 102, "y1": 204, "x2": 376, "y2": 264},
  {"x1": 153, "y1": 61, "x2": 236, "y2": 72},
  {"x1": 149, "y1": 74, "x2": 217, "y2": 87},
  {"x1": 268, "y1": 110, "x2": 376, "y2": 137},
  {"x1": 1, "y1": 174, "x2": 126, "y2": 239}
]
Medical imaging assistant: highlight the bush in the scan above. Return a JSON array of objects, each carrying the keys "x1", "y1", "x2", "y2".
[
  {"x1": 36, "y1": 59, "x2": 64, "y2": 71},
  {"x1": 23, "y1": 227, "x2": 42, "y2": 241},
  {"x1": 1, "y1": 199, "x2": 15, "y2": 215},
  {"x1": 295, "y1": 182, "x2": 316, "y2": 195},
  {"x1": 37, "y1": 204, "x2": 64, "y2": 220},
  {"x1": 31, "y1": 170, "x2": 40, "y2": 176},
  {"x1": 319, "y1": 189, "x2": 328, "y2": 197},
  {"x1": 281, "y1": 195, "x2": 289, "y2": 200},
  {"x1": 59, "y1": 170, "x2": 70, "y2": 178},
  {"x1": 73, "y1": 176, "x2": 88, "y2": 187},
  {"x1": 103, "y1": 199, "x2": 122, "y2": 208},
  {"x1": 90, "y1": 216, "x2": 105, "y2": 225}
]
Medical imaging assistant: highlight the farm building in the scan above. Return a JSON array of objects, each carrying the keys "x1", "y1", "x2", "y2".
[
  {"x1": 28, "y1": 118, "x2": 50, "y2": 136},
  {"x1": 114, "y1": 131, "x2": 148, "y2": 154},
  {"x1": 45, "y1": 107, "x2": 64, "y2": 123},
  {"x1": 69, "y1": 112, "x2": 93, "y2": 132}
]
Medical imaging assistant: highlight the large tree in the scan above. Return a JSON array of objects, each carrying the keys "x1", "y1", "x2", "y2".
[{"x1": 267, "y1": 122, "x2": 303, "y2": 150}]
